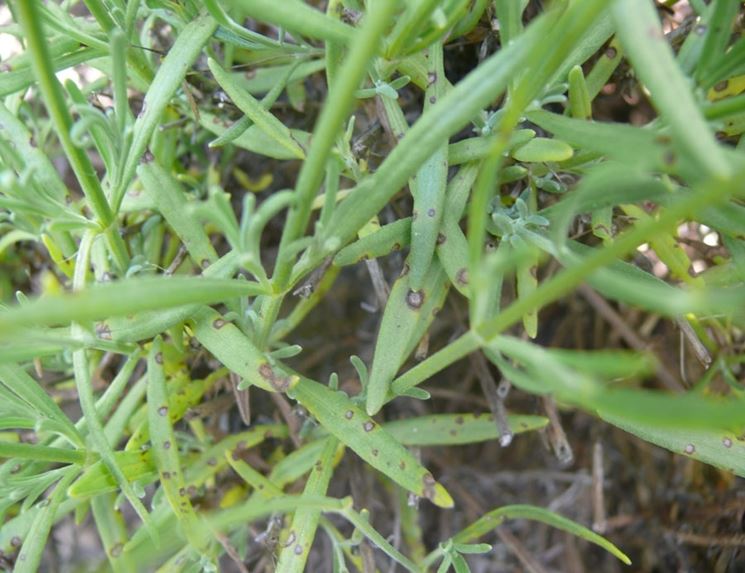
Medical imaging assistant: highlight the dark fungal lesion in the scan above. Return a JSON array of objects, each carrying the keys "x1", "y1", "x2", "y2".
[
  {"x1": 258, "y1": 363, "x2": 292, "y2": 392},
  {"x1": 421, "y1": 472, "x2": 437, "y2": 501},
  {"x1": 406, "y1": 289, "x2": 424, "y2": 309}
]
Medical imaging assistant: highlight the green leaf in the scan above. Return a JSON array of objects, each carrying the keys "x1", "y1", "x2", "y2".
[
  {"x1": 0, "y1": 363, "x2": 82, "y2": 445},
  {"x1": 367, "y1": 257, "x2": 450, "y2": 415},
  {"x1": 227, "y1": 0, "x2": 355, "y2": 44},
  {"x1": 146, "y1": 337, "x2": 209, "y2": 554},
  {"x1": 275, "y1": 437, "x2": 339, "y2": 572},
  {"x1": 511, "y1": 137, "x2": 574, "y2": 163},
  {"x1": 292, "y1": 378, "x2": 454, "y2": 508},
  {"x1": 0, "y1": 276, "x2": 268, "y2": 336},
  {"x1": 0, "y1": 442, "x2": 85, "y2": 465},
  {"x1": 199, "y1": 112, "x2": 312, "y2": 159},
  {"x1": 453, "y1": 504, "x2": 631, "y2": 565},
  {"x1": 138, "y1": 161, "x2": 219, "y2": 267},
  {"x1": 410, "y1": 41, "x2": 448, "y2": 290},
  {"x1": 208, "y1": 58, "x2": 306, "y2": 160},
  {"x1": 384, "y1": 413, "x2": 547, "y2": 446},
  {"x1": 14, "y1": 469, "x2": 79, "y2": 573},
  {"x1": 115, "y1": 13, "x2": 218, "y2": 208},
  {"x1": 334, "y1": 218, "x2": 411, "y2": 266},
  {"x1": 611, "y1": 0, "x2": 730, "y2": 178},
  {"x1": 600, "y1": 408, "x2": 745, "y2": 478}
]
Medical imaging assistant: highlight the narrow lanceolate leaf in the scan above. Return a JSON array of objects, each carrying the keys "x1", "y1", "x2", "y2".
[
  {"x1": 291, "y1": 378, "x2": 454, "y2": 508},
  {"x1": 516, "y1": 252, "x2": 539, "y2": 338},
  {"x1": 0, "y1": 277, "x2": 268, "y2": 336},
  {"x1": 366, "y1": 258, "x2": 450, "y2": 415},
  {"x1": 568, "y1": 65, "x2": 592, "y2": 119},
  {"x1": 127, "y1": 369, "x2": 223, "y2": 452},
  {"x1": 138, "y1": 161, "x2": 219, "y2": 267},
  {"x1": 147, "y1": 337, "x2": 208, "y2": 553},
  {"x1": 208, "y1": 58, "x2": 306, "y2": 159},
  {"x1": 14, "y1": 469, "x2": 78, "y2": 573},
  {"x1": 511, "y1": 137, "x2": 574, "y2": 163},
  {"x1": 453, "y1": 504, "x2": 631, "y2": 565},
  {"x1": 436, "y1": 163, "x2": 480, "y2": 296},
  {"x1": 0, "y1": 442, "x2": 85, "y2": 464},
  {"x1": 410, "y1": 41, "x2": 448, "y2": 289},
  {"x1": 384, "y1": 413, "x2": 547, "y2": 446},
  {"x1": 200, "y1": 112, "x2": 311, "y2": 159},
  {"x1": 275, "y1": 437, "x2": 339, "y2": 572},
  {"x1": 92, "y1": 493, "x2": 132, "y2": 573},
  {"x1": 0, "y1": 363, "x2": 82, "y2": 445},
  {"x1": 228, "y1": 0, "x2": 355, "y2": 44},
  {"x1": 0, "y1": 101, "x2": 67, "y2": 202},
  {"x1": 190, "y1": 307, "x2": 299, "y2": 394},
  {"x1": 611, "y1": 0, "x2": 730, "y2": 179},
  {"x1": 599, "y1": 409, "x2": 745, "y2": 478},
  {"x1": 115, "y1": 13, "x2": 218, "y2": 208},
  {"x1": 333, "y1": 218, "x2": 411, "y2": 266}
]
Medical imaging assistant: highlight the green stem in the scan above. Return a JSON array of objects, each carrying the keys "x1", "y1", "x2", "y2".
[
  {"x1": 15, "y1": 0, "x2": 130, "y2": 273},
  {"x1": 272, "y1": 0, "x2": 399, "y2": 289},
  {"x1": 70, "y1": 231, "x2": 153, "y2": 535}
]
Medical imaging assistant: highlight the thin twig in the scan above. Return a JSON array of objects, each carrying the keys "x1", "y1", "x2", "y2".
[
  {"x1": 592, "y1": 441, "x2": 607, "y2": 534},
  {"x1": 497, "y1": 527, "x2": 550, "y2": 573},
  {"x1": 542, "y1": 396, "x2": 573, "y2": 466},
  {"x1": 469, "y1": 351, "x2": 513, "y2": 446}
]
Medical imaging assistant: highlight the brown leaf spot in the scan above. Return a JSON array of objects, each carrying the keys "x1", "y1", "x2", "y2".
[
  {"x1": 345, "y1": 410, "x2": 354, "y2": 419},
  {"x1": 163, "y1": 440, "x2": 171, "y2": 450},
  {"x1": 158, "y1": 406, "x2": 168, "y2": 416},
  {"x1": 155, "y1": 352, "x2": 164, "y2": 364},
  {"x1": 258, "y1": 363, "x2": 291, "y2": 392},
  {"x1": 406, "y1": 289, "x2": 424, "y2": 309},
  {"x1": 723, "y1": 437, "x2": 733, "y2": 448},
  {"x1": 96, "y1": 323, "x2": 113, "y2": 340},
  {"x1": 422, "y1": 473, "x2": 436, "y2": 500},
  {"x1": 213, "y1": 318, "x2": 227, "y2": 329},
  {"x1": 684, "y1": 443, "x2": 695, "y2": 455},
  {"x1": 363, "y1": 421, "x2": 375, "y2": 432}
]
